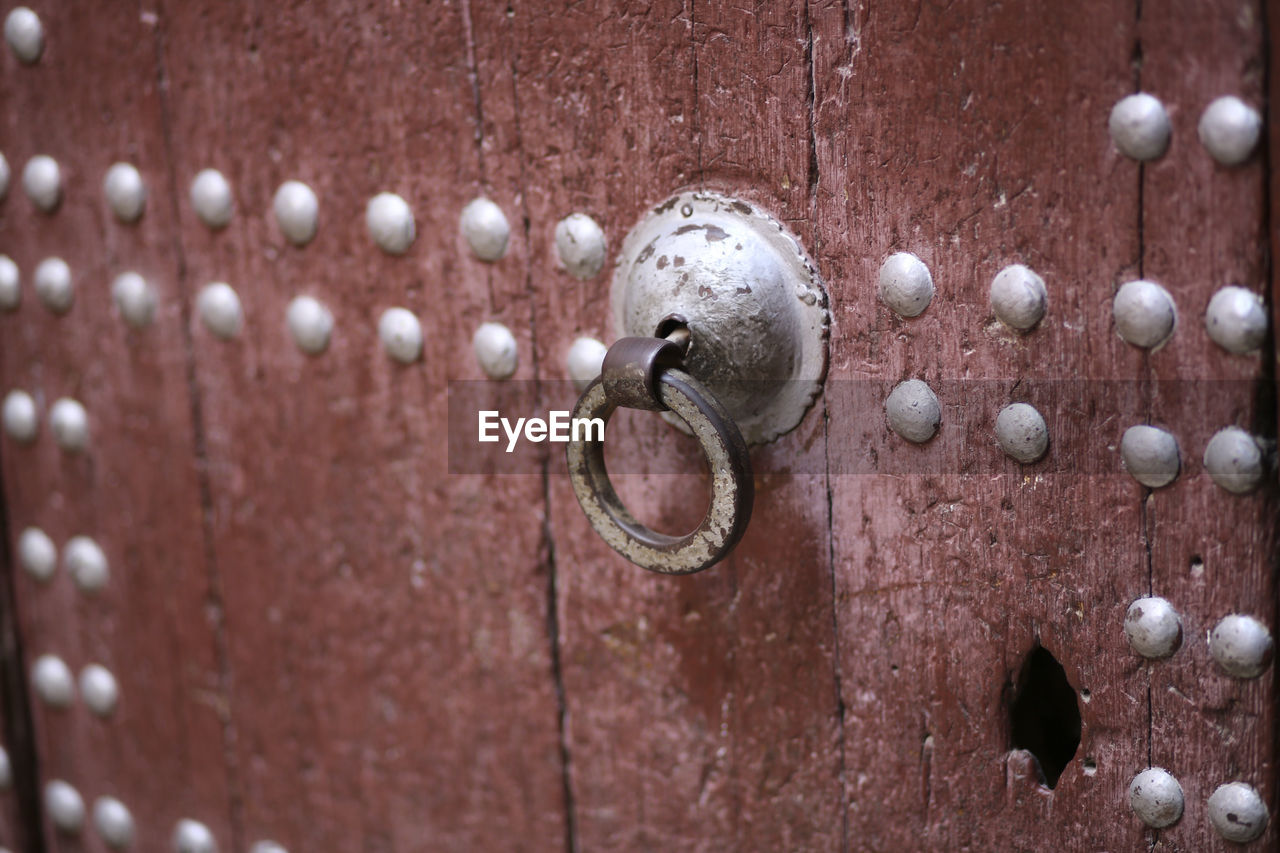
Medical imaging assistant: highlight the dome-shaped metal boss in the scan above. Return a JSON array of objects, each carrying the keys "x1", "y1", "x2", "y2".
[
  {"x1": 1113, "y1": 280, "x2": 1176, "y2": 349},
  {"x1": 1124, "y1": 596, "x2": 1182, "y2": 659},
  {"x1": 555, "y1": 213, "x2": 606, "y2": 279},
  {"x1": 885, "y1": 379, "x2": 940, "y2": 444},
  {"x1": 1119, "y1": 425, "x2": 1180, "y2": 488},
  {"x1": 1207, "y1": 781, "x2": 1268, "y2": 842},
  {"x1": 473, "y1": 322, "x2": 517, "y2": 380},
  {"x1": 1128, "y1": 767, "x2": 1184, "y2": 828},
  {"x1": 1205, "y1": 285, "x2": 1267, "y2": 354},
  {"x1": 878, "y1": 252, "x2": 934, "y2": 318},
  {"x1": 1203, "y1": 426, "x2": 1265, "y2": 495},
  {"x1": 1209, "y1": 614, "x2": 1273, "y2": 679},
  {"x1": 461, "y1": 197, "x2": 510, "y2": 261},
  {"x1": 989, "y1": 264, "x2": 1047, "y2": 332},
  {"x1": 566, "y1": 337, "x2": 606, "y2": 391},
  {"x1": 1199, "y1": 96, "x2": 1262, "y2": 166},
  {"x1": 190, "y1": 169, "x2": 233, "y2": 229},
  {"x1": 103, "y1": 163, "x2": 147, "y2": 223},
  {"x1": 4, "y1": 7, "x2": 43, "y2": 64},
  {"x1": 1109, "y1": 93, "x2": 1171, "y2": 161},
  {"x1": 45, "y1": 780, "x2": 85, "y2": 834},
  {"x1": 273, "y1": 180, "x2": 318, "y2": 246},
  {"x1": 995, "y1": 402, "x2": 1048, "y2": 463},
  {"x1": 285, "y1": 296, "x2": 333, "y2": 356},
  {"x1": 366, "y1": 192, "x2": 415, "y2": 255}
]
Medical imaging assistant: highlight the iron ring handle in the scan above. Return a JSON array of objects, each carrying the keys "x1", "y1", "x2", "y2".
[{"x1": 566, "y1": 361, "x2": 754, "y2": 575}]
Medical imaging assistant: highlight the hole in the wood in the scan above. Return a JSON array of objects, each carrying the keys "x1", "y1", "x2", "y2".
[
  {"x1": 1190, "y1": 554, "x2": 1204, "y2": 576},
  {"x1": 1009, "y1": 645, "x2": 1081, "y2": 789},
  {"x1": 1082, "y1": 757, "x2": 1097, "y2": 776},
  {"x1": 1080, "y1": 687, "x2": 1091, "y2": 703}
]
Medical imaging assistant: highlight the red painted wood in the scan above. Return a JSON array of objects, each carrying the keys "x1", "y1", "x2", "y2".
[{"x1": 0, "y1": 3, "x2": 237, "y2": 850}]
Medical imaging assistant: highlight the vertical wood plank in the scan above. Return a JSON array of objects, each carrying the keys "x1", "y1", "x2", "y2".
[
  {"x1": 812, "y1": 0, "x2": 1150, "y2": 847},
  {"x1": 0, "y1": 2, "x2": 238, "y2": 849},
  {"x1": 1141, "y1": 0, "x2": 1276, "y2": 848},
  {"x1": 152, "y1": 0, "x2": 568, "y2": 848}
]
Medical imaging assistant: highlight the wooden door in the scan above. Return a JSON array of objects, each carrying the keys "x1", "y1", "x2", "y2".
[{"x1": 0, "y1": 1, "x2": 1274, "y2": 850}]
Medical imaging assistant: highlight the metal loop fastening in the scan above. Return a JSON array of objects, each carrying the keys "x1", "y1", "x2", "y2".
[{"x1": 566, "y1": 338, "x2": 754, "y2": 575}]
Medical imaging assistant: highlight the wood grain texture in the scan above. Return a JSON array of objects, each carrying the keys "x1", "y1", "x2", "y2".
[
  {"x1": 1141, "y1": 1, "x2": 1276, "y2": 849},
  {"x1": 811, "y1": 0, "x2": 1154, "y2": 848},
  {"x1": 150, "y1": 0, "x2": 568, "y2": 849},
  {"x1": 0, "y1": 3, "x2": 238, "y2": 850}
]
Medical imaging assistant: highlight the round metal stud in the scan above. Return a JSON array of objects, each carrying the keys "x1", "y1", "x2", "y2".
[
  {"x1": 1208, "y1": 781, "x2": 1269, "y2": 843},
  {"x1": 1124, "y1": 596, "x2": 1182, "y2": 659},
  {"x1": 461, "y1": 197, "x2": 510, "y2": 261},
  {"x1": 4, "y1": 7, "x2": 43, "y2": 63},
  {"x1": 17, "y1": 527, "x2": 56, "y2": 582},
  {"x1": 285, "y1": 295, "x2": 333, "y2": 355},
  {"x1": 885, "y1": 379, "x2": 941, "y2": 444},
  {"x1": 1205, "y1": 285, "x2": 1267, "y2": 354},
  {"x1": 189, "y1": 169, "x2": 233, "y2": 229},
  {"x1": 473, "y1": 321, "x2": 517, "y2": 379},
  {"x1": 111, "y1": 272, "x2": 157, "y2": 329},
  {"x1": 197, "y1": 283, "x2": 243, "y2": 340},
  {"x1": 1209, "y1": 614, "x2": 1273, "y2": 679},
  {"x1": 0, "y1": 255, "x2": 18, "y2": 311},
  {"x1": 2, "y1": 390, "x2": 38, "y2": 443},
  {"x1": 49, "y1": 397, "x2": 89, "y2": 452},
  {"x1": 1113, "y1": 279, "x2": 1176, "y2": 349},
  {"x1": 64, "y1": 535, "x2": 108, "y2": 593},
  {"x1": 378, "y1": 307, "x2": 422, "y2": 364},
  {"x1": 995, "y1": 402, "x2": 1048, "y2": 463},
  {"x1": 1120, "y1": 425, "x2": 1180, "y2": 488},
  {"x1": 1198, "y1": 96, "x2": 1262, "y2": 166},
  {"x1": 0, "y1": 151, "x2": 9, "y2": 199},
  {"x1": 45, "y1": 780, "x2": 85, "y2": 834},
  {"x1": 249, "y1": 843, "x2": 287, "y2": 853},
  {"x1": 1203, "y1": 426, "x2": 1265, "y2": 495},
  {"x1": 989, "y1": 264, "x2": 1047, "y2": 332},
  {"x1": 566, "y1": 336, "x2": 607, "y2": 391},
  {"x1": 22, "y1": 155, "x2": 61, "y2": 212},
  {"x1": 1108, "y1": 93, "x2": 1171, "y2": 161},
  {"x1": 79, "y1": 664, "x2": 119, "y2": 716},
  {"x1": 32, "y1": 654, "x2": 74, "y2": 708},
  {"x1": 103, "y1": 163, "x2": 147, "y2": 223},
  {"x1": 172, "y1": 818, "x2": 218, "y2": 853},
  {"x1": 93, "y1": 797, "x2": 135, "y2": 849},
  {"x1": 273, "y1": 180, "x2": 318, "y2": 246},
  {"x1": 555, "y1": 213, "x2": 606, "y2": 279},
  {"x1": 1128, "y1": 767, "x2": 1184, "y2": 828},
  {"x1": 34, "y1": 257, "x2": 73, "y2": 314},
  {"x1": 366, "y1": 192, "x2": 415, "y2": 255},
  {"x1": 878, "y1": 252, "x2": 934, "y2": 318},
  {"x1": 0, "y1": 746, "x2": 10, "y2": 790}
]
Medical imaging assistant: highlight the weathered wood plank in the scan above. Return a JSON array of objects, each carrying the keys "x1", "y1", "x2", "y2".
[
  {"x1": 1141, "y1": 1, "x2": 1276, "y2": 849},
  {"x1": 0, "y1": 2, "x2": 238, "y2": 849},
  {"x1": 152, "y1": 0, "x2": 568, "y2": 848},
  {"x1": 811, "y1": 0, "x2": 1150, "y2": 847}
]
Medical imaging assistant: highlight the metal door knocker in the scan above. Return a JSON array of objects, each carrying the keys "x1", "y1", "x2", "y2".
[
  {"x1": 567, "y1": 190, "x2": 829, "y2": 574},
  {"x1": 567, "y1": 331, "x2": 754, "y2": 575}
]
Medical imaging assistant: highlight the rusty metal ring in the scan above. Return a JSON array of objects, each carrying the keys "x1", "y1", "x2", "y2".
[{"x1": 566, "y1": 368, "x2": 754, "y2": 575}]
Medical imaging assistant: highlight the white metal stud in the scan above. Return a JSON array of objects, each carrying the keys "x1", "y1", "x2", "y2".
[
  {"x1": 34, "y1": 257, "x2": 73, "y2": 314},
  {"x1": 378, "y1": 307, "x2": 422, "y2": 364},
  {"x1": 65, "y1": 535, "x2": 108, "y2": 592},
  {"x1": 1124, "y1": 596, "x2": 1182, "y2": 659},
  {"x1": 473, "y1": 322, "x2": 517, "y2": 379},
  {"x1": 1113, "y1": 280, "x2": 1176, "y2": 349},
  {"x1": 878, "y1": 252, "x2": 934, "y2": 318},
  {"x1": 1205, "y1": 285, "x2": 1267, "y2": 354},
  {"x1": 93, "y1": 797, "x2": 136, "y2": 849},
  {"x1": 989, "y1": 264, "x2": 1046, "y2": 332},
  {"x1": 366, "y1": 192, "x2": 415, "y2": 255},
  {"x1": 285, "y1": 295, "x2": 333, "y2": 355},
  {"x1": 2, "y1": 390, "x2": 38, "y2": 443},
  {"x1": 273, "y1": 180, "x2": 319, "y2": 246},
  {"x1": 111, "y1": 272, "x2": 157, "y2": 329},
  {"x1": 103, "y1": 162, "x2": 147, "y2": 223},
  {"x1": 197, "y1": 283, "x2": 243, "y2": 340},
  {"x1": 22, "y1": 154, "x2": 61, "y2": 212},
  {"x1": 79, "y1": 664, "x2": 119, "y2": 716},
  {"x1": 1203, "y1": 426, "x2": 1265, "y2": 495},
  {"x1": 1198, "y1": 96, "x2": 1262, "y2": 166},
  {"x1": 461, "y1": 197, "x2": 510, "y2": 261},
  {"x1": 4, "y1": 7, "x2": 43, "y2": 63},
  {"x1": 554, "y1": 213, "x2": 606, "y2": 279},
  {"x1": 17, "y1": 527, "x2": 56, "y2": 582},
  {"x1": 1207, "y1": 781, "x2": 1268, "y2": 842},
  {"x1": 49, "y1": 397, "x2": 89, "y2": 452},
  {"x1": 31, "y1": 654, "x2": 74, "y2": 708},
  {"x1": 190, "y1": 169, "x2": 233, "y2": 229},
  {"x1": 0, "y1": 255, "x2": 21, "y2": 311},
  {"x1": 1128, "y1": 767, "x2": 1184, "y2": 828},
  {"x1": 1108, "y1": 93, "x2": 1171, "y2": 162},
  {"x1": 885, "y1": 379, "x2": 940, "y2": 444},
  {"x1": 172, "y1": 819, "x2": 218, "y2": 853},
  {"x1": 45, "y1": 780, "x2": 85, "y2": 834},
  {"x1": 566, "y1": 337, "x2": 607, "y2": 391},
  {"x1": 1209, "y1": 614, "x2": 1273, "y2": 679},
  {"x1": 1119, "y1": 425, "x2": 1179, "y2": 488},
  {"x1": 994, "y1": 402, "x2": 1048, "y2": 463}
]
